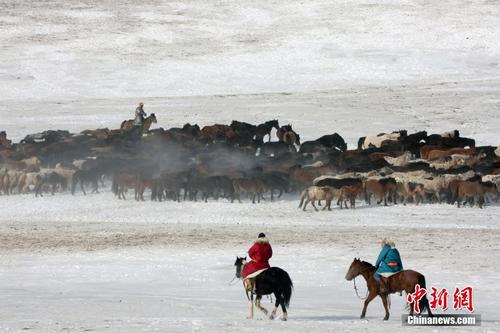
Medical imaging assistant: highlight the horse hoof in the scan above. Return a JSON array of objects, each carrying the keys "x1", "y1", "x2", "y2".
[{"x1": 269, "y1": 315, "x2": 275, "y2": 320}]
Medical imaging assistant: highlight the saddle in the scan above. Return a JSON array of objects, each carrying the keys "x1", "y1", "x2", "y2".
[
  {"x1": 244, "y1": 269, "x2": 268, "y2": 292},
  {"x1": 245, "y1": 268, "x2": 268, "y2": 280}
]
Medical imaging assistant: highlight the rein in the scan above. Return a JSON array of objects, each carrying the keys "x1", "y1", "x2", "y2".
[
  {"x1": 353, "y1": 276, "x2": 368, "y2": 300},
  {"x1": 228, "y1": 275, "x2": 240, "y2": 286},
  {"x1": 352, "y1": 265, "x2": 372, "y2": 300}
]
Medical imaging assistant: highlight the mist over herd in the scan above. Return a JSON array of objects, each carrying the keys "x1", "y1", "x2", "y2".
[{"x1": 1, "y1": 119, "x2": 498, "y2": 209}]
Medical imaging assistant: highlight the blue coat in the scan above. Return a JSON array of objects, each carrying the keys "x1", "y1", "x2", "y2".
[{"x1": 375, "y1": 244, "x2": 403, "y2": 275}]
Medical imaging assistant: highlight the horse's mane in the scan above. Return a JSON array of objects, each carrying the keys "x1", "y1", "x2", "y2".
[{"x1": 360, "y1": 260, "x2": 375, "y2": 269}]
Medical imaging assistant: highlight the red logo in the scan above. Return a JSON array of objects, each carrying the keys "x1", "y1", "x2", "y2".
[
  {"x1": 407, "y1": 285, "x2": 475, "y2": 313},
  {"x1": 407, "y1": 284, "x2": 427, "y2": 313},
  {"x1": 453, "y1": 287, "x2": 474, "y2": 313},
  {"x1": 430, "y1": 287, "x2": 449, "y2": 311}
]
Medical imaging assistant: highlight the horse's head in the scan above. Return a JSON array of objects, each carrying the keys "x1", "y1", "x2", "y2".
[
  {"x1": 234, "y1": 256, "x2": 247, "y2": 278},
  {"x1": 268, "y1": 119, "x2": 280, "y2": 130},
  {"x1": 150, "y1": 113, "x2": 157, "y2": 123},
  {"x1": 333, "y1": 133, "x2": 347, "y2": 151},
  {"x1": 345, "y1": 257, "x2": 363, "y2": 281}
]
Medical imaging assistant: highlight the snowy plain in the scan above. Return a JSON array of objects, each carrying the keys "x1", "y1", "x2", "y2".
[{"x1": 1, "y1": 0, "x2": 500, "y2": 332}]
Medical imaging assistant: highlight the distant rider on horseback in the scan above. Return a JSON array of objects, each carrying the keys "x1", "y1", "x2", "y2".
[
  {"x1": 242, "y1": 233, "x2": 273, "y2": 290},
  {"x1": 374, "y1": 238, "x2": 403, "y2": 293},
  {"x1": 134, "y1": 102, "x2": 146, "y2": 126}
]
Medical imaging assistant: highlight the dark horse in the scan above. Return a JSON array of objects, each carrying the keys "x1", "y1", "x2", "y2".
[
  {"x1": 234, "y1": 256, "x2": 293, "y2": 320},
  {"x1": 345, "y1": 258, "x2": 432, "y2": 320},
  {"x1": 255, "y1": 120, "x2": 280, "y2": 143},
  {"x1": 299, "y1": 133, "x2": 347, "y2": 153}
]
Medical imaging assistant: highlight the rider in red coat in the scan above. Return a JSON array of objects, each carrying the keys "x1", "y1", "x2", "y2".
[{"x1": 242, "y1": 233, "x2": 273, "y2": 279}]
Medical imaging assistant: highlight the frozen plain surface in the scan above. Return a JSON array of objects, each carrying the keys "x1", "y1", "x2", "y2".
[
  {"x1": 0, "y1": 0, "x2": 499, "y2": 145},
  {"x1": 0, "y1": 193, "x2": 499, "y2": 332},
  {"x1": 1, "y1": 0, "x2": 500, "y2": 332}
]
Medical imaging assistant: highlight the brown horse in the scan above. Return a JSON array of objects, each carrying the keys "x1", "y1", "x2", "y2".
[
  {"x1": 112, "y1": 173, "x2": 137, "y2": 200},
  {"x1": 340, "y1": 183, "x2": 364, "y2": 208},
  {"x1": 427, "y1": 147, "x2": 477, "y2": 160},
  {"x1": 345, "y1": 258, "x2": 432, "y2": 320},
  {"x1": 277, "y1": 125, "x2": 300, "y2": 147},
  {"x1": 120, "y1": 113, "x2": 157, "y2": 132},
  {"x1": 200, "y1": 124, "x2": 237, "y2": 142},
  {"x1": 232, "y1": 178, "x2": 266, "y2": 203},
  {"x1": 364, "y1": 178, "x2": 397, "y2": 206}
]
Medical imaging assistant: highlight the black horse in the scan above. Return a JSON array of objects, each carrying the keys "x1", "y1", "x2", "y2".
[
  {"x1": 71, "y1": 169, "x2": 101, "y2": 195},
  {"x1": 299, "y1": 133, "x2": 347, "y2": 153},
  {"x1": 255, "y1": 120, "x2": 280, "y2": 143},
  {"x1": 427, "y1": 134, "x2": 475, "y2": 148},
  {"x1": 234, "y1": 256, "x2": 293, "y2": 320}
]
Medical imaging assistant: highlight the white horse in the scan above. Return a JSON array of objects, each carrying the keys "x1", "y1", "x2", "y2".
[
  {"x1": 384, "y1": 151, "x2": 413, "y2": 167},
  {"x1": 362, "y1": 132, "x2": 401, "y2": 149},
  {"x1": 298, "y1": 186, "x2": 341, "y2": 211}
]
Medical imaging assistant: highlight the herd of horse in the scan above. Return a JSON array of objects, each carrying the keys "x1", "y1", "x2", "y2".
[{"x1": 0, "y1": 120, "x2": 499, "y2": 209}]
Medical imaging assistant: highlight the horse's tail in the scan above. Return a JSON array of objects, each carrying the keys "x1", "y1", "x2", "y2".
[
  {"x1": 418, "y1": 274, "x2": 432, "y2": 316},
  {"x1": 281, "y1": 270, "x2": 293, "y2": 308},
  {"x1": 298, "y1": 189, "x2": 307, "y2": 208}
]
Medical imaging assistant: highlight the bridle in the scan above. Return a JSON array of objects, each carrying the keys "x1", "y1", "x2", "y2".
[{"x1": 229, "y1": 259, "x2": 246, "y2": 285}]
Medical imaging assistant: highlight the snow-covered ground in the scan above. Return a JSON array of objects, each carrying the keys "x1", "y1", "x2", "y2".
[
  {"x1": 1, "y1": 0, "x2": 500, "y2": 332},
  {"x1": 1, "y1": 0, "x2": 499, "y2": 145},
  {"x1": 0, "y1": 192, "x2": 499, "y2": 332}
]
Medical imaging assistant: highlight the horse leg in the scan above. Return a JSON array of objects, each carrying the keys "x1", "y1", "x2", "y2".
[
  {"x1": 247, "y1": 292, "x2": 254, "y2": 319},
  {"x1": 311, "y1": 200, "x2": 318, "y2": 212},
  {"x1": 255, "y1": 295, "x2": 268, "y2": 316},
  {"x1": 360, "y1": 290, "x2": 377, "y2": 319},
  {"x1": 303, "y1": 199, "x2": 309, "y2": 211},
  {"x1": 81, "y1": 181, "x2": 86, "y2": 195},
  {"x1": 381, "y1": 295, "x2": 390, "y2": 320},
  {"x1": 270, "y1": 295, "x2": 281, "y2": 320},
  {"x1": 280, "y1": 298, "x2": 288, "y2": 321}
]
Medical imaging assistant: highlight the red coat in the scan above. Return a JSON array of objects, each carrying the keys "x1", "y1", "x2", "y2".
[{"x1": 242, "y1": 239, "x2": 273, "y2": 278}]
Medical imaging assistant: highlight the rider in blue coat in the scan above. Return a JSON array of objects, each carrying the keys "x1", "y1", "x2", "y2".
[{"x1": 374, "y1": 239, "x2": 403, "y2": 293}]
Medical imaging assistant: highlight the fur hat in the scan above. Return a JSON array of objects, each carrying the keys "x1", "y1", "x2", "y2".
[
  {"x1": 258, "y1": 233, "x2": 266, "y2": 238},
  {"x1": 381, "y1": 238, "x2": 395, "y2": 248}
]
